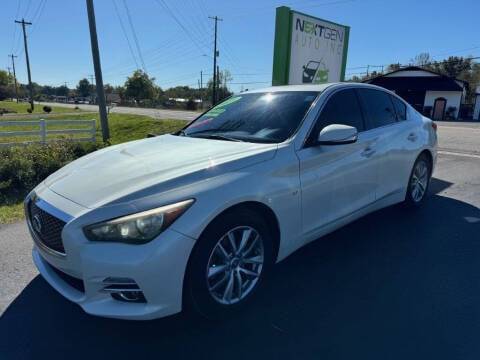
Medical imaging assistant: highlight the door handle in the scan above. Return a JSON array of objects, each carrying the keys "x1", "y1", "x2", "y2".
[
  {"x1": 407, "y1": 133, "x2": 418, "y2": 142},
  {"x1": 361, "y1": 146, "x2": 376, "y2": 158}
]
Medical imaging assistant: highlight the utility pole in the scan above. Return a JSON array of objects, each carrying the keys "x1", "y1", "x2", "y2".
[
  {"x1": 209, "y1": 16, "x2": 222, "y2": 106},
  {"x1": 86, "y1": 0, "x2": 109, "y2": 142},
  {"x1": 15, "y1": 19, "x2": 34, "y2": 111},
  {"x1": 6, "y1": 67, "x2": 12, "y2": 101},
  {"x1": 8, "y1": 54, "x2": 19, "y2": 103},
  {"x1": 200, "y1": 70, "x2": 203, "y2": 109},
  {"x1": 217, "y1": 65, "x2": 220, "y2": 101}
]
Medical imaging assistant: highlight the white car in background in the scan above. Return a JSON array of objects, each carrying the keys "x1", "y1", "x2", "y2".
[{"x1": 25, "y1": 83, "x2": 437, "y2": 320}]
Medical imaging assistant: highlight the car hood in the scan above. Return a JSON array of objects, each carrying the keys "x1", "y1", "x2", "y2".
[{"x1": 44, "y1": 134, "x2": 277, "y2": 208}]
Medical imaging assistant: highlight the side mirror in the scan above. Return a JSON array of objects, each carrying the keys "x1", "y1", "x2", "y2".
[{"x1": 317, "y1": 124, "x2": 358, "y2": 145}]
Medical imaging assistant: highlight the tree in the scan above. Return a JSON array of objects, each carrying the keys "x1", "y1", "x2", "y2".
[
  {"x1": 76, "y1": 78, "x2": 93, "y2": 98},
  {"x1": 41, "y1": 85, "x2": 55, "y2": 96},
  {"x1": 411, "y1": 52, "x2": 431, "y2": 66},
  {"x1": 206, "y1": 70, "x2": 233, "y2": 103},
  {"x1": 165, "y1": 86, "x2": 197, "y2": 100},
  {"x1": 432, "y1": 56, "x2": 472, "y2": 78},
  {"x1": 55, "y1": 85, "x2": 69, "y2": 97},
  {"x1": 0, "y1": 70, "x2": 13, "y2": 100},
  {"x1": 124, "y1": 70, "x2": 156, "y2": 102},
  {"x1": 386, "y1": 63, "x2": 401, "y2": 72},
  {"x1": 104, "y1": 83, "x2": 114, "y2": 94}
]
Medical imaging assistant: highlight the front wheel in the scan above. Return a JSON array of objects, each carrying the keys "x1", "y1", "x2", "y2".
[
  {"x1": 184, "y1": 209, "x2": 274, "y2": 319},
  {"x1": 404, "y1": 153, "x2": 431, "y2": 207}
]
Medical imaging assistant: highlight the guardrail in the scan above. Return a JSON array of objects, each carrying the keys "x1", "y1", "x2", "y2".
[{"x1": 0, "y1": 119, "x2": 96, "y2": 147}]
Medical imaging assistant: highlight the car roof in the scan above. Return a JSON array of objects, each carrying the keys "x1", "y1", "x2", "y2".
[
  {"x1": 242, "y1": 82, "x2": 388, "y2": 94},
  {"x1": 244, "y1": 83, "x2": 336, "y2": 94}
]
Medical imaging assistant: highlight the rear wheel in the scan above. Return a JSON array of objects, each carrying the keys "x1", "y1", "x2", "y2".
[
  {"x1": 184, "y1": 209, "x2": 274, "y2": 319},
  {"x1": 404, "y1": 153, "x2": 431, "y2": 207}
]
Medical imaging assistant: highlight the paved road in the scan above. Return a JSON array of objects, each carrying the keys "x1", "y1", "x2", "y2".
[
  {"x1": 38, "y1": 101, "x2": 199, "y2": 121},
  {"x1": 436, "y1": 121, "x2": 480, "y2": 156},
  {"x1": 1, "y1": 124, "x2": 479, "y2": 359}
]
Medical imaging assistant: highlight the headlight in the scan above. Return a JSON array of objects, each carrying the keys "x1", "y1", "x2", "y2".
[{"x1": 84, "y1": 199, "x2": 194, "y2": 244}]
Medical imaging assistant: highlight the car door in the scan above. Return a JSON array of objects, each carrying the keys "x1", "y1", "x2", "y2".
[
  {"x1": 296, "y1": 88, "x2": 379, "y2": 238},
  {"x1": 356, "y1": 88, "x2": 411, "y2": 200}
]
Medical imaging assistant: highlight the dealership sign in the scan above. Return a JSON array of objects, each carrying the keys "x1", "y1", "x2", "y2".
[{"x1": 272, "y1": 6, "x2": 350, "y2": 86}]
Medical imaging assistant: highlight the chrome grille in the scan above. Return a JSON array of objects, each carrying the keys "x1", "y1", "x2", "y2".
[{"x1": 28, "y1": 200, "x2": 66, "y2": 254}]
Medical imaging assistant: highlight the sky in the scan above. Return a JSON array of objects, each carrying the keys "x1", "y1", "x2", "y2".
[{"x1": 1, "y1": 0, "x2": 479, "y2": 93}]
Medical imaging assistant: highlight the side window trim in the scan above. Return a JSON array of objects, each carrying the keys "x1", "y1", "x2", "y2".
[
  {"x1": 355, "y1": 88, "x2": 374, "y2": 131},
  {"x1": 304, "y1": 87, "x2": 367, "y2": 147},
  {"x1": 387, "y1": 94, "x2": 400, "y2": 123},
  {"x1": 354, "y1": 89, "x2": 368, "y2": 131},
  {"x1": 390, "y1": 94, "x2": 408, "y2": 122}
]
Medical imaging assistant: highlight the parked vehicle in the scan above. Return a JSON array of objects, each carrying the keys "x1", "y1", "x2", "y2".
[{"x1": 25, "y1": 83, "x2": 437, "y2": 320}]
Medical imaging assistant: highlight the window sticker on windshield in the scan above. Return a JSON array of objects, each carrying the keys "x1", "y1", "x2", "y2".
[{"x1": 205, "y1": 96, "x2": 242, "y2": 117}]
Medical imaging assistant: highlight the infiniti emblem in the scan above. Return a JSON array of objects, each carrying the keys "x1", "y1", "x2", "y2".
[{"x1": 32, "y1": 214, "x2": 42, "y2": 233}]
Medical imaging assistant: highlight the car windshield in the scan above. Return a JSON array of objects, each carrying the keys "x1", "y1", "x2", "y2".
[{"x1": 180, "y1": 91, "x2": 319, "y2": 143}]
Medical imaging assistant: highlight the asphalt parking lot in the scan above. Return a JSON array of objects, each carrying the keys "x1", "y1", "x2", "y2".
[{"x1": 0, "y1": 121, "x2": 479, "y2": 359}]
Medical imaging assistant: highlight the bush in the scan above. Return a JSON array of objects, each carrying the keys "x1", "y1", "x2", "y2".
[
  {"x1": 43, "y1": 105, "x2": 52, "y2": 113},
  {"x1": 0, "y1": 141, "x2": 99, "y2": 203}
]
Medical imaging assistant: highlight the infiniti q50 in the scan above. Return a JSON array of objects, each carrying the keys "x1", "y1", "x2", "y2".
[{"x1": 25, "y1": 83, "x2": 437, "y2": 320}]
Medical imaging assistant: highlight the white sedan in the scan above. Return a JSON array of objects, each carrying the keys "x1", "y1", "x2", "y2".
[{"x1": 25, "y1": 83, "x2": 437, "y2": 320}]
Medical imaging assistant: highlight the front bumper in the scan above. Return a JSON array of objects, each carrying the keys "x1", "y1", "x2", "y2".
[
  {"x1": 28, "y1": 187, "x2": 196, "y2": 320},
  {"x1": 33, "y1": 226, "x2": 195, "y2": 320}
]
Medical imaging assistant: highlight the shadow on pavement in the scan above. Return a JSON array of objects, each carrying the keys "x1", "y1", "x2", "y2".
[{"x1": 1, "y1": 179, "x2": 480, "y2": 359}]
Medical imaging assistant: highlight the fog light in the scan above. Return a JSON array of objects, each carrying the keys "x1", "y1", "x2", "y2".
[{"x1": 102, "y1": 277, "x2": 147, "y2": 303}]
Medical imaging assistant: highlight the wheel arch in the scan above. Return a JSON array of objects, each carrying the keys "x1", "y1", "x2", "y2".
[
  {"x1": 194, "y1": 201, "x2": 281, "y2": 263},
  {"x1": 181, "y1": 200, "x2": 281, "y2": 310},
  {"x1": 418, "y1": 148, "x2": 434, "y2": 173}
]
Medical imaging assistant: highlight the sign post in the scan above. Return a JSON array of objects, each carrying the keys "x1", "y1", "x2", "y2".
[{"x1": 272, "y1": 6, "x2": 350, "y2": 86}]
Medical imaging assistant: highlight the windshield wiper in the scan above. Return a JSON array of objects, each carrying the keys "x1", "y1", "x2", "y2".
[
  {"x1": 175, "y1": 129, "x2": 188, "y2": 136},
  {"x1": 190, "y1": 133, "x2": 244, "y2": 142}
]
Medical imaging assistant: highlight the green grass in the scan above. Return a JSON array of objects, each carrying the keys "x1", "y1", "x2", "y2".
[
  {"x1": 93, "y1": 113, "x2": 185, "y2": 144},
  {"x1": 0, "y1": 100, "x2": 81, "y2": 115},
  {"x1": 0, "y1": 113, "x2": 186, "y2": 223},
  {"x1": 0, "y1": 201, "x2": 24, "y2": 224}
]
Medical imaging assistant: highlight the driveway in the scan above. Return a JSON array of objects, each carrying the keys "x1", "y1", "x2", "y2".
[{"x1": 1, "y1": 122, "x2": 479, "y2": 359}]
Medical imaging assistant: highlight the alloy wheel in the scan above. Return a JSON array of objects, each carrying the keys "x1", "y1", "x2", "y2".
[
  {"x1": 206, "y1": 226, "x2": 264, "y2": 305},
  {"x1": 410, "y1": 160, "x2": 429, "y2": 202}
]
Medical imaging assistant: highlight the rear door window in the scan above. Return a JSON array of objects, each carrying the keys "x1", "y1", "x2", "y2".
[
  {"x1": 390, "y1": 95, "x2": 407, "y2": 121},
  {"x1": 357, "y1": 88, "x2": 398, "y2": 129}
]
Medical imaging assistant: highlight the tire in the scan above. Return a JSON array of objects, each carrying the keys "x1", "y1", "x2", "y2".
[
  {"x1": 184, "y1": 208, "x2": 274, "y2": 320},
  {"x1": 403, "y1": 153, "x2": 432, "y2": 208}
]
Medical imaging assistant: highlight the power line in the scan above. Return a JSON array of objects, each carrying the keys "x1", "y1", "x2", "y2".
[
  {"x1": 11, "y1": 0, "x2": 22, "y2": 54},
  {"x1": 154, "y1": 0, "x2": 208, "y2": 54},
  {"x1": 29, "y1": 0, "x2": 48, "y2": 36},
  {"x1": 346, "y1": 56, "x2": 480, "y2": 78},
  {"x1": 112, "y1": 0, "x2": 139, "y2": 70},
  {"x1": 23, "y1": 0, "x2": 32, "y2": 18},
  {"x1": 121, "y1": 0, "x2": 147, "y2": 73}
]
